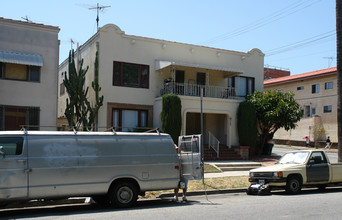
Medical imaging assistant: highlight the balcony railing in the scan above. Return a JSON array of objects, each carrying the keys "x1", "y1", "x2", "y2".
[{"x1": 160, "y1": 82, "x2": 237, "y2": 99}]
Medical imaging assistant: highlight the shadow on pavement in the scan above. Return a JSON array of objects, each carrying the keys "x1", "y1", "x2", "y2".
[
  {"x1": 271, "y1": 186, "x2": 342, "y2": 196},
  {"x1": 0, "y1": 198, "x2": 199, "y2": 218}
]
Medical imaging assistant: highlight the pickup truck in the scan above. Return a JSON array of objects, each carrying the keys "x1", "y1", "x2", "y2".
[{"x1": 248, "y1": 150, "x2": 342, "y2": 194}]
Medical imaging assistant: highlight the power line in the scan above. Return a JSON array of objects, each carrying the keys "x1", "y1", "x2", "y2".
[
  {"x1": 266, "y1": 49, "x2": 336, "y2": 63},
  {"x1": 265, "y1": 30, "x2": 335, "y2": 56},
  {"x1": 199, "y1": 0, "x2": 321, "y2": 45}
]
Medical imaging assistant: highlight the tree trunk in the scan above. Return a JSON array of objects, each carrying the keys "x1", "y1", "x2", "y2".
[{"x1": 337, "y1": 0, "x2": 342, "y2": 162}]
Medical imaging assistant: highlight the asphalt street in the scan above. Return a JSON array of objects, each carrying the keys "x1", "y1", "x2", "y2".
[{"x1": 2, "y1": 188, "x2": 342, "y2": 220}]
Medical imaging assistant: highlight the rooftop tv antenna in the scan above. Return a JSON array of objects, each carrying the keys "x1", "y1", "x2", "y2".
[
  {"x1": 323, "y1": 57, "x2": 335, "y2": 68},
  {"x1": 89, "y1": 3, "x2": 111, "y2": 31},
  {"x1": 70, "y1": 38, "x2": 75, "y2": 50},
  {"x1": 21, "y1": 16, "x2": 30, "y2": 22}
]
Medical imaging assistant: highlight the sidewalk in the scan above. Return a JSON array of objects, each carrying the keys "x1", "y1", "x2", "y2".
[{"x1": 205, "y1": 170, "x2": 249, "y2": 177}]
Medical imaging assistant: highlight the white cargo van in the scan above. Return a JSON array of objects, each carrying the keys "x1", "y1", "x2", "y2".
[{"x1": 0, "y1": 130, "x2": 202, "y2": 208}]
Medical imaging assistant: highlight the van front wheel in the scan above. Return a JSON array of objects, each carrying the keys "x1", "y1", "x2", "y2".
[{"x1": 109, "y1": 182, "x2": 138, "y2": 208}]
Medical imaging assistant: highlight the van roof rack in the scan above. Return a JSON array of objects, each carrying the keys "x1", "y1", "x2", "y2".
[
  {"x1": 73, "y1": 127, "x2": 77, "y2": 134},
  {"x1": 20, "y1": 127, "x2": 28, "y2": 134},
  {"x1": 104, "y1": 127, "x2": 117, "y2": 135},
  {"x1": 144, "y1": 128, "x2": 160, "y2": 135}
]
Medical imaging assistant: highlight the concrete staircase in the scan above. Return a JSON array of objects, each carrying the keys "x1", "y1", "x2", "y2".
[
  {"x1": 210, "y1": 161, "x2": 262, "y2": 172},
  {"x1": 204, "y1": 145, "x2": 243, "y2": 161}
]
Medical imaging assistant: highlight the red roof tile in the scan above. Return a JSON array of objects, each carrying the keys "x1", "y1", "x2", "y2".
[{"x1": 264, "y1": 67, "x2": 337, "y2": 85}]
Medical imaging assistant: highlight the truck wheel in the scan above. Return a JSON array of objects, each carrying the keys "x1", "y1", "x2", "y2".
[
  {"x1": 246, "y1": 188, "x2": 252, "y2": 195},
  {"x1": 109, "y1": 182, "x2": 138, "y2": 208},
  {"x1": 92, "y1": 195, "x2": 110, "y2": 207},
  {"x1": 0, "y1": 202, "x2": 8, "y2": 208},
  {"x1": 318, "y1": 185, "x2": 327, "y2": 191},
  {"x1": 285, "y1": 176, "x2": 302, "y2": 194}
]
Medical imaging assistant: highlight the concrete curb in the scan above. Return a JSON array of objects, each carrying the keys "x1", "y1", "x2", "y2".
[
  {"x1": 2, "y1": 189, "x2": 248, "y2": 209},
  {"x1": 158, "y1": 188, "x2": 247, "y2": 198},
  {"x1": 1, "y1": 198, "x2": 87, "y2": 209}
]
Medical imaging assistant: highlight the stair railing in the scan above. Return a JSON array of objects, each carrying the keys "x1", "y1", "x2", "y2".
[{"x1": 208, "y1": 131, "x2": 220, "y2": 158}]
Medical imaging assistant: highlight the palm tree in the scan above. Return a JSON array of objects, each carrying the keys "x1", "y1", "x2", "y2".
[{"x1": 337, "y1": 0, "x2": 342, "y2": 162}]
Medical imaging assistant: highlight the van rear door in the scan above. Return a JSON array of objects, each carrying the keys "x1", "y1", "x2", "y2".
[
  {"x1": 178, "y1": 135, "x2": 202, "y2": 180},
  {"x1": 0, "y1": 136, "x2": 28, "y2": 200}
]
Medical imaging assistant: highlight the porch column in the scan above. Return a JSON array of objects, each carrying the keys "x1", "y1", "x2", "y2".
[
  {"x1": 182, "y1": 110, "x2": 187, "y2": 136},
  {"x1": 227, "y1": 116, "x2": 231, "y2": 148},
  {"x1": 171, "y1": 67, "x2": 175, "y2": 81}
]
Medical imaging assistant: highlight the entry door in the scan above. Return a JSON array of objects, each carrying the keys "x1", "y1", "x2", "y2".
[
  {"x1": 306, "y1": 151, "x2": 329, "y2": 182},
  {"x1": 175, "y1": 70, "x2": 185, "y2": 95},
  {"x1": 178, "y1": 135, "x2": 202, "y2": 180},
  {"x1": 197, "y1": 72, "x2": 206, "y2": 96},
  {"x1": 0, "y1": 137, "x2": 28, "y2": 200},
  {"x1": 197, "y1": 72, "x2": 206, "y2": 86}
]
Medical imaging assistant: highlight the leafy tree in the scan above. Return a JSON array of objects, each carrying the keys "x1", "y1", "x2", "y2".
[
  {"x1": 63, "y1": 50, "x2": 103, "y2": 131},
  {"x1": 237, "y1": 101, "x2": 258, "y2": 156},
  {"x1": 247, "y1": 90, "x2": 303, "y2": 155},
  {"x1": 161, "y1": 94, "x2": 182, "y2": 144}
]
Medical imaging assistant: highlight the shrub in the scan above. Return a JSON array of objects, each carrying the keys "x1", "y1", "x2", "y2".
[
  {"x1": 237, "y1": 101, "x2": 258, "y2": 156},
  {"x1": 161, "y1": 94, "x2": 182, "y2": 144}
]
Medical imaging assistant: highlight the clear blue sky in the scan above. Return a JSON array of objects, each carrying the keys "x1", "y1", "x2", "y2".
[{"x1": 1, "y1": 0, "x2": 336, "y2": 75}]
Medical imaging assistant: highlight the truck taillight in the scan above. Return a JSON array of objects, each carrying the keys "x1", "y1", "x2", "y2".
[{"x1": 175, "y1": 165, "x2": 179, "y2": 170}]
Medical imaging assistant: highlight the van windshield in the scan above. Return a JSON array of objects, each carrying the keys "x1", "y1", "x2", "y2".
[{"x1": 278, "y1": 152, "x2": 309, "y2": 164}]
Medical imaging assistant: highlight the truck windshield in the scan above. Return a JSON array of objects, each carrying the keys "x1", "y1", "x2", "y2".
[{"x1": 278, "y1": 152, "x2": 309, "y2": 164}]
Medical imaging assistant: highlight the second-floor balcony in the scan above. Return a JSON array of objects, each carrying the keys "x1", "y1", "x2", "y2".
[{"x1": 160, "y1": 82, "x2": 240, "y2": 99}]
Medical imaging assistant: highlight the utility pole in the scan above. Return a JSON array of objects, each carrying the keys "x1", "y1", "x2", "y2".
[
  {"x1": 336, "y1": 0, "x2": 342, "y2": 162},
  {"x1": 89, "y1": 3, "x2": 111, "y2": 31}
]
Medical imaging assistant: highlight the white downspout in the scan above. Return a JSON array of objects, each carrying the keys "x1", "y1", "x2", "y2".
[{"x1": 227, "y1": 116, "x2": 231, "y2": 148}]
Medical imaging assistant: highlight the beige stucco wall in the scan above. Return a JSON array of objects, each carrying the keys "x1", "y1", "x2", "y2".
[
  {"x1": 154, "y1": 96, "x2": 242, "y2": 146},
  {"x1": 265, "y1": 73, "x2": 337, "y2": 143},
  {"x1": 0, "y1": 18, "x2": 60, "y2": 130},
  {"x1": 58, "y1": 24, "x2": 264, "y2": 145}
]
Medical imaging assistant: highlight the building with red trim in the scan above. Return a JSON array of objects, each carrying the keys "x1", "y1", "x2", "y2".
[{"x1": 264, "y1": 67, "x2": 337, "y2": 147}]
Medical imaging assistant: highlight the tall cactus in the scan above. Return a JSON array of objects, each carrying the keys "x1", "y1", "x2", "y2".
[
  {"x1": 88, "y1": 51, "x2": 103, "y2": 131},
  {"x1": 63, "y1": 50, "x2": 103, "y2": 131}
]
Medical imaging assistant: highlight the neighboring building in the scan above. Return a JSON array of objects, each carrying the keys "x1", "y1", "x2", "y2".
[
  {"x1": 264, "y1": 67, "x2": 337, "y2": 146},
  {"x1": 264, "y1": 66, "x2": 290, "y2": 80},
  {"x1": 58, "y1": 24, "x2": 264, "y2": 148},
  {"x1": 0, "y1": 17, "x2": 60, "y2": 130}
]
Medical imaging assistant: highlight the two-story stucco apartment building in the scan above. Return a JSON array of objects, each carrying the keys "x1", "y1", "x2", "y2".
[
  {"x1": 58, "y1": 24, "x2": 264, "y2": 147},
  {"x1": 0, "y1": 17, "x2": 60, "y2": 131},
  {"x1": 264, "y1": 67, "x2": 337, "y2": 146}
]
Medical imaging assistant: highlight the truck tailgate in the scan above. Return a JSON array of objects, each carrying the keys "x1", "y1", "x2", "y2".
[{"x1": 330, "y1": 163, "x2": 342, "y2": 183}]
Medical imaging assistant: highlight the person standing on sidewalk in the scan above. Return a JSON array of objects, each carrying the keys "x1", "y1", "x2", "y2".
[
  {"x1": 304, "y1": 136, "x2": 310, "y2": 147},
  {"x1": 325, "y1": 136, "x2": 331, "y2": 149},
  {"x1": 173, "y1": 144, "x2": 188, "y2": 202},
  {"x1": 173, "y1": 179, "x2": 188, "y2": 202}
]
